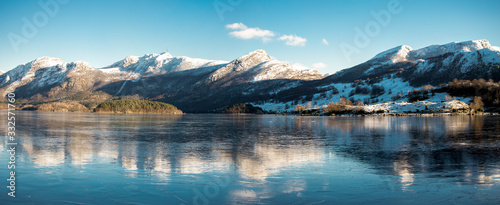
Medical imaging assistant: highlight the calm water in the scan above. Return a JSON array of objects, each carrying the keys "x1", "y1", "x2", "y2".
[{"x1": 1, "y1": 111, "x2": 500, "y2": 204}]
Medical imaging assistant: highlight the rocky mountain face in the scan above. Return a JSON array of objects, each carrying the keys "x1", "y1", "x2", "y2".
[{"x1": 1, "y1": 39, "x2": 499, "y2": 112}]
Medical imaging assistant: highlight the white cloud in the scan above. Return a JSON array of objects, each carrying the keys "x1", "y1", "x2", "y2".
[
  {"x1": 279, "y1": 34, "x2": 307, "y2": 47},
  {"x1": 312, "y1": 62, "x2": 327, "y2": 69},
  {"x1": 322, "y1": 38, "x2": 329, "y2": 46},
  {"x1": 225, "y1": 23, "x2": 308, "y2": 46},
  {"x1": 225, "y1": 23, "x2": 247, "y2": 30},
  {"x1": 226, "y1": 23, "x2": 275, "y2": 42}
]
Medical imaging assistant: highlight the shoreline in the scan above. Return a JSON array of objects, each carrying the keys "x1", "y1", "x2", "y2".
[
  {"x1": 6, "y1": 109, "x2": 498, "y2": 117},
  {"x1": 295, "y1": 112, "x2": 499, "y2": 117}
]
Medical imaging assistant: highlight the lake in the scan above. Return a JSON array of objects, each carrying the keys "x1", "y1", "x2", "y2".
[{"x1": 1, "y1": 111, "x2": 500, "y2": 204}]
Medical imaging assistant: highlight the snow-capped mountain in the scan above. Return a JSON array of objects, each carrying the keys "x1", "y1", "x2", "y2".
[
  {"x1": 0, "y1": 50, "x2": 323, "y2": 111},
  {"x1": 0, "y1": 57, "x2": 107, "y2": 99},
  {"x1": 101, "y1": 52, "x2": 228, "y2": 77},
  {"x1": 1, "y1": 40, "x2": 499, "y2": 113},
  {"x1": 372, "y1": 39, "x2": 496, "y2": 62},
  {"x1": 328, "y1": 39, "x2": 500, "y2": 86},
  {"x1": 205, "y1": 50, "x2": 323, "y2": 86}
]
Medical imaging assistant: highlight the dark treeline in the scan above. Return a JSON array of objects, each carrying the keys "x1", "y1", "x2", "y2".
[
  {"x1": 438, "y1": 78, "x2": 500, "y2": 107},
  {"x1": 221, "y1": 103, "x2": 265, "y2": 114},
  {"x1": 93, "y1": 99, "x2": 182, "y2": 114}
]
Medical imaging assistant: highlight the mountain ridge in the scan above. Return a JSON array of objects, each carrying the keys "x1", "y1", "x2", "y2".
[{"x1": 1, "y1": 39, "x2": 499, "y2": 113}]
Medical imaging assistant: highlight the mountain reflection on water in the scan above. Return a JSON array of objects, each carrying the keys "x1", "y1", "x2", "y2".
[{"x1": 1, "y1": 112, "x2": 499, "y2": 204}]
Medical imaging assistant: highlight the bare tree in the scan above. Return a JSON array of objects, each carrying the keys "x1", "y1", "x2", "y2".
[
  {"x1": 470, "y1": 96, "x2": 484, "y2": 112},
  {"x1": 339, "y1": 97, "x2": 353, "y2": 106},
  {"x1": 354, "y1": 100, "x2": 365, "y2": 113},
  {"x1": 295, "y1": 105, "x2": 306, "y2": 112},
  {"x1": 324, "y1": 102, "x2": 340, "y2": 113}
]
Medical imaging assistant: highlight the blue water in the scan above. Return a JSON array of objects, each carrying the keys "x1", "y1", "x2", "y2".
[{"x1": 1, "y1": 111, "x2": 500, "y2": 204}]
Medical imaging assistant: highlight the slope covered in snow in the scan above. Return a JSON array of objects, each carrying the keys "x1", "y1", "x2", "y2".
[
  {"x1": 328, "y1": 39, "x2": 500, "y2": 87},
  {"x1": 371, "y1": 45, "x2": 413, "y2": 63},
  {"x1": 0, "y1": 57, "x2": 118, "y2": 99},
  {"x1": 207, "y1": 50, "x2": 323, "y2": 85},
  {"x1": 252, "y1": 60, "x2": 323, "y2": 81},
  {"x1": 408, "y1": 39, "x2": 494, "y2": 60},
  {"x1": 370, "y1": 39, "x2": 495, "y2": 64},
  {"x1": 101, "y1": 52, "x2": 228, "y2": 77},
  {"x1": 0, "y1": 57, "x2": 71, "y2": 96}
]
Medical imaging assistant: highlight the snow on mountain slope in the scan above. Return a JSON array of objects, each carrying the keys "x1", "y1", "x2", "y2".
[
  {"x1": 101, "y1": 50, "x2": 322, "y2": 85},
  {"x1": 354, "y1": 39, "x2": 500, "y2": 85},
  {"x1": 0, "y1": 57, "x2": 68, "y2": 96},
  {"x1": 99, "y1": 52, "x2": 229, "y2": 95},
  {"x1": 208, "y1": 50, "x2": 323, "y2": 84},
  {"x1": 368, "y1": 40, "x2": 496, "y2": 66},
  {"x1": 101, "y1": 52, "x2": 228, "y2": 77},
  {"x1": 157, "y1": 56, "x2": 227, "y2": 75},
  {"x1": 408, "y1": 39, "x2": 493, "y2": 60},
  {"x1": 453, "y1": 48, "x2": 500, "y2": 73},
  {"x1": 371, "y1": 45, "x2": 413, "y2": 63},
  {"x1": 403, "y1": 40, "x2": 500, "y2": 83},
  {"x1": 0, "y1": 56, "x2": 133, "y2": 98},
  {"x1": 252, "y1": 60, "x2": 323, "y2": 81},
  {"x1": 209, "y1": 50, "x2": 272, "y2": 82}
]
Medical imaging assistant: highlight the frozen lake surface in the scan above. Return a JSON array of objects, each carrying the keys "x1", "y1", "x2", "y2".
[{"x1": 1, "y1": 112, "x2": 500, "y2": 204}]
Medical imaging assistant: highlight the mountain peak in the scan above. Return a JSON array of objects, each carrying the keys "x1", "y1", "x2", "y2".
[
  {"x1": 237, "y1": 49, "x2": 271, "y2": 62},
  {"x1": 250, "y1": 49, "x2": 268, "y2": 55},
  {"x1": 463, "y1": 39, "x2": 491, "y2": 49},
  {"x1": 122, "y1": 55, "x2": 140, "y2": 67},
  {"x1": 221, "y1": 49, "x2": 272, "y2": 72},
  {"x1": 154, "y1": 52, "x2": 173, "y2": 61},
  {"x1": 371, "y1": 45, "x2": 413, "y2": 63},
  {"x1": 32, "y1": 56, "x2": 65, "y2": 68}
]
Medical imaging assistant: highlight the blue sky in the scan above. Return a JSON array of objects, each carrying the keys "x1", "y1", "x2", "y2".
[{"x1": 1, "y1": 0, "x2": 499, "y2": 74}]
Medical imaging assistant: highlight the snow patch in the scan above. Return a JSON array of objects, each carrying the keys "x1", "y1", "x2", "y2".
[{"x1": 364, "y1": 100, "x2": 469, "y2": 113}]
